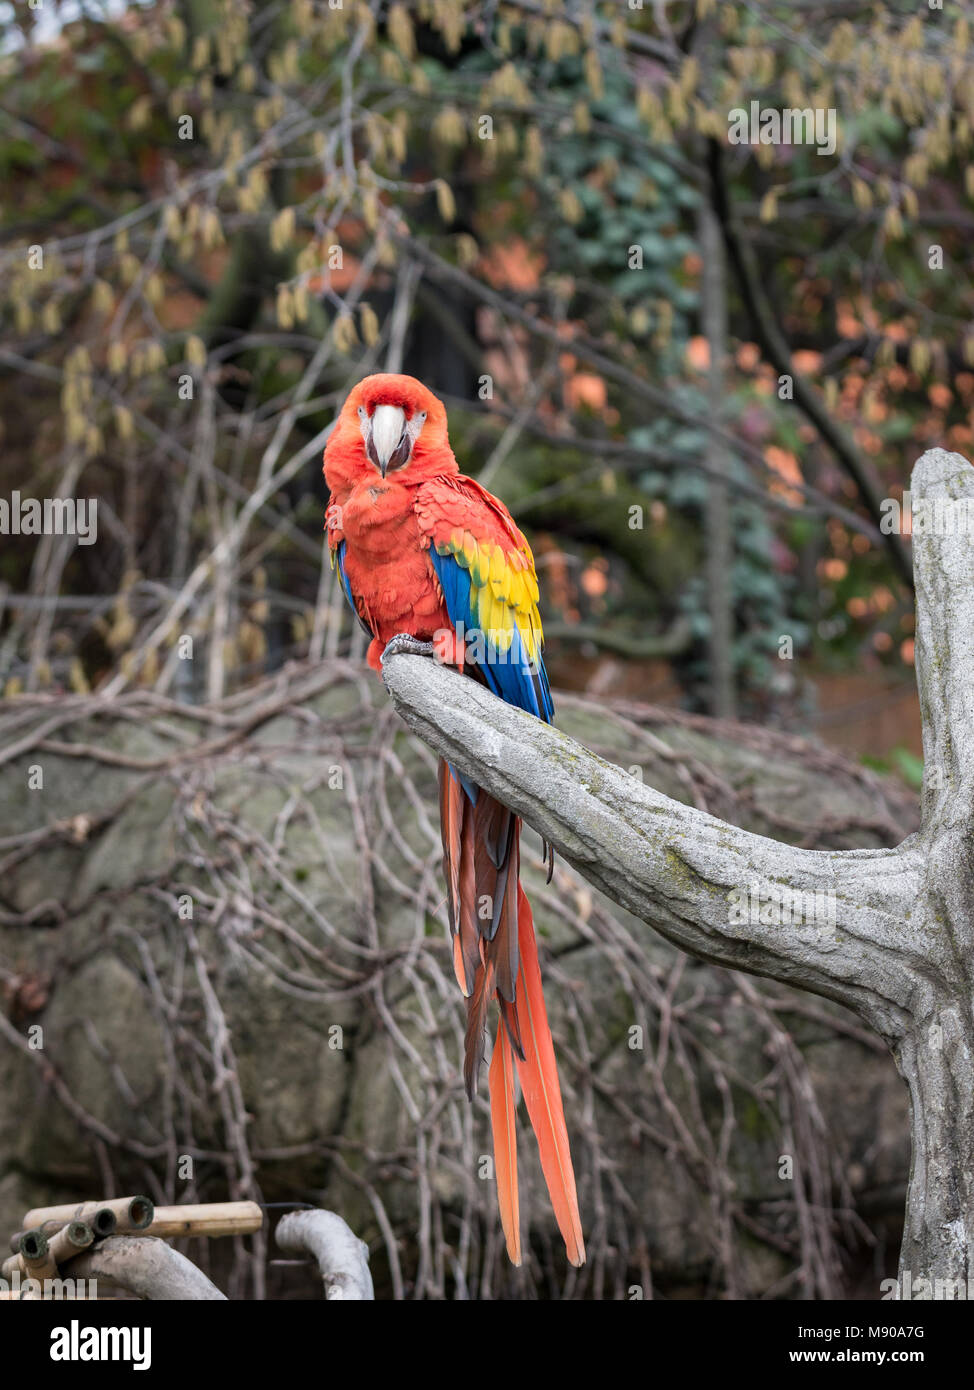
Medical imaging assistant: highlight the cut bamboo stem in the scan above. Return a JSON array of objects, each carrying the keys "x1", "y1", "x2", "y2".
[
  {"x1": 48, "y1": 1221, "x2": 93, "y2": 1267},
  {"x1": 20, "y1": 1230, "x2": 57, "y2": 1282},
  {"x1": 91, "y1": 1208, "x2": 119, "y2": 1238},
  {"x1": 143, "y1": 1201, "x2": 263, "y2": 1239},
  {"x1": 2, "y1": 1224, "x2": 95, "y2": 1298},
  {"x1": 23, "y1": 1197, "x2": 150, "y2": 1233},
  {"x1": 11, "y1": 1208, "x2": 118, "y2": 1247}
]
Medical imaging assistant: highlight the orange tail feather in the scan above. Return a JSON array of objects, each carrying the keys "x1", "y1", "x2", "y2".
[
  {"x1": 512, "y1": 884, "x2": 585, "y2": 1266},
  {"x1": 439, "y1": 757, "x2": 583, "y2": 1265},
  {"x1": 488, "y1": 1018, "x2": 521, "y2": 1265}
]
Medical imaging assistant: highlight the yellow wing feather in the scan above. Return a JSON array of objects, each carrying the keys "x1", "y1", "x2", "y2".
[{"x1": 428, "y1": 512, "x2": 544, "y2": 664}]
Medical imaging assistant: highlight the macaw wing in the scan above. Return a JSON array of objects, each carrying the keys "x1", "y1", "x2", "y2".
[
  {"x1": 330, "y1": 537, "x2": 375, "y2": 640},
  {"x1": 414, "y1": 475, "x2": 553, "y2": 723}
]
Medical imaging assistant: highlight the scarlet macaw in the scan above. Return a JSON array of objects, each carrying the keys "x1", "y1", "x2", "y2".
[{"x1": 323, "y1": 372, "x2": 584, "y2": 1267}]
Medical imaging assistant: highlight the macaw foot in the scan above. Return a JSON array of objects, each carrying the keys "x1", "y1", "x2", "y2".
[{"x1": 380, "y1": 632, "x2": 436, "y2": 665}]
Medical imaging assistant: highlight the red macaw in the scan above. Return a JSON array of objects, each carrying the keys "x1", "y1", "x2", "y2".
[{"x1": 323, "y1": 372, "x2": 584, "y2": 1267}]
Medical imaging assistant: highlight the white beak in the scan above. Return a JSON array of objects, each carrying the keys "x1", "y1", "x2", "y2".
[{"x1": 369, "y1": 405, "x2": 407, "y2": 475}]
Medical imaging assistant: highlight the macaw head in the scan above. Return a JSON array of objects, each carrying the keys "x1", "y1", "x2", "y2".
[{"x1": 326, "y1": 372, "x2": 453, "y2": 484}]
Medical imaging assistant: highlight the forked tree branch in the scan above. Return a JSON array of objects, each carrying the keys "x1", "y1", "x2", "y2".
[{"x1": 383, "y1": 448, "x2": 974, "y2": 1289}]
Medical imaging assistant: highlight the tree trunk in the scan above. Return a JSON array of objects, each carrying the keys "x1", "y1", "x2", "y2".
[{"x1": 897, "y1": 1013, "x2": 974, "y2": 1292}]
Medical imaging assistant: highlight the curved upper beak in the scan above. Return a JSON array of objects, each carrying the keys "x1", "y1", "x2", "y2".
[{"x1": 367, "y1": 405, "x2": 409, "y2": 478}]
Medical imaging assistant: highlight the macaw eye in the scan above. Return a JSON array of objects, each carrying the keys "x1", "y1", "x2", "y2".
[
  {"x1": 357, "y1": 406, "x2": 367, "y2": 420},
  {"x1": 415, "y1": 411, "x2": 427, "y2": 424}
]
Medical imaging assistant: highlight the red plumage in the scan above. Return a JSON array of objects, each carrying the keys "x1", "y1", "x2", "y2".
[{"x1": 323, "y1": 373, "x2": 584, "y2": 1267}]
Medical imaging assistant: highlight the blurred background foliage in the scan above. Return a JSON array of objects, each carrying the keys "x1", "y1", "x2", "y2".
[{"x1": 1, "y1": 0, "x2": 972, "y2": 773}]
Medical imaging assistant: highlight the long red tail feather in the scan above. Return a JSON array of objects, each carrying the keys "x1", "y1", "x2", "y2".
[
  {"x1": 511, "y1": 884, "x2": 585, "y2": 1267},
  {"x1": 488, "y1": 1018, "x2": 521, "y2": 1265},
  {"x1": 439, "y1": 759, "x2": 584, "y2": 1265}
]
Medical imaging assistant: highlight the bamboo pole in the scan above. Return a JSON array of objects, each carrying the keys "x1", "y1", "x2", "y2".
[
  {"x1": 143, "y1": 1201, "x2": 263, "y2": 1239},
  {"x1": 11, "y1": 1219, "x2": 60, "y2": 1251},
  {"x1": 23, "y1": 1197, "x2": 150, "y2": 1233},
  {"x1": 89, "y1": 1208, "x2": 119, "y2": 1239},
  {"x1": 20, "y1": 1230, "x2": 56, "y2": 1282},
  {"x1": 48, "y1": 1221, "x2": 93, "y2": 1267},
  {"x1": 3, "y1": 1225, "x2": 95, "y2": 1300},
  {"x1": 10, "y1": 1208, "x2": 118, "y2": 1248}
]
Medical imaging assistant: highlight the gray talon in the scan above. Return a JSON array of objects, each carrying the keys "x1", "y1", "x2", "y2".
[{"x1": 381, "y1": 633, "x2": 435, "y2": 664}]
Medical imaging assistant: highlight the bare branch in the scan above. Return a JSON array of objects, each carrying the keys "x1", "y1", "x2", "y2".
[
  {"x1": 382, "y1": 649, "x2": 920, "y2": 1037},
  {"x1": 383, "y1": 447, "x2": 974, "y2": 1288},
  {"x1": 276, "y1": 1211, "x2": 374, "y2": 1301},
  {"x1": 63, "y1": 1236, "x2": 227, "y2": 1301}
]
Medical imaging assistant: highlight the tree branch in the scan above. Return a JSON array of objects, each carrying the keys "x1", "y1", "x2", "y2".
[
  {"x1": 381, "y1": 452, "x2": 974, "y2": 1045},
  {"x1": 62, "y1": 1236, "x2": 227, "y2": 1300},
  {"x1": 706, "y1": 139, "x2": 914, "y2": 590},
  {"x1": 382, "y1": 655, "x2": 920, "y2": 1039},
  {"x1": 386, "y1": 446, "x2": 974, "y2": 1287},
  {"x1": 275, "y1": 1210, "x2": 374, "y2": 1300}
]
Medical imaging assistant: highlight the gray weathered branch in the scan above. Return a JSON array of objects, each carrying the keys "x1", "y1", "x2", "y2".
[
  {"x1": 384, "y1": 641, "x2": 924, "y2": 1043},
  {"x1": 383, "y1": 448, "x2": 974, "y2": 1293},
  {"x1": 62, "y1": 1236, "x2": 227, "y2": 1300},
  {"x1": 276, "y1": 1210, "x2": 374, "y2": 1300}
]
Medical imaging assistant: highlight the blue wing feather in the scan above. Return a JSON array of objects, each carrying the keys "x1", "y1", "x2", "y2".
[
  {"x1": 429, "y1": 549, "x2": 554, "y2": 725},
  {"x1": 334, "y1": 540, "x2": 374, "y2": 639}
]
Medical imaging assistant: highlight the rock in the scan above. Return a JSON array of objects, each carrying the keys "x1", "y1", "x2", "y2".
[{"x1": 0, "y1": 661, "x2": 916, "y2": 1297}]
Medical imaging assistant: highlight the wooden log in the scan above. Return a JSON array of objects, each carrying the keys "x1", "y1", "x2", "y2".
[
  {"x1": 142, "y1": 1200, "x2": 263, "y2": 1239},
  {"x1": 23, "y1": 1197, "x2": 150, "y2": 1233}
]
